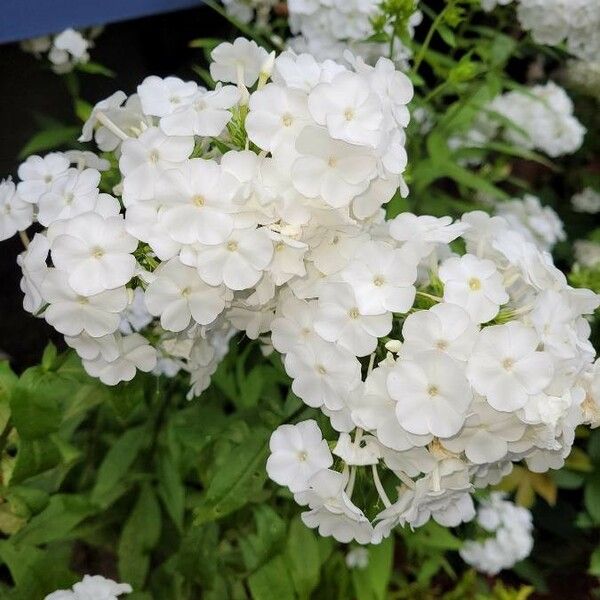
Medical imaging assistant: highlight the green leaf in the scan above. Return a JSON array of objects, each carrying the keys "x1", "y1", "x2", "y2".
[
  {"x1": 0, "y1": 362, "x2": 17, "y2": 432},
  {"x1": 75, "y1": 98, "x2": 93, "y2": 122},
  {"x1": 156, "y1": 450, "x2": 185, "y2": 531},
  {"x1": 0, "y1": 541, "x2": 75, "y2": 595},
  {"x1": 118, "y1": 484, "x2": 162, "y2": 589},
  {"x1": 286, "y1": 518, "x2": 322, "y2": 599},
  {"x1": 589, "y1": 546, "x2": 600, "y2": 577},
  {"x1": 18, "y1": 126, "x2": 81, "y2": 159},
  {"x1": 352, "y1": 537, "x2": 394, "y2": 600},
  {"x1": 240, "y1": 505, "x2": 286, "y2": 572},
  {"x1": 11, "y1": 494, "x2": 94, "y2": 546},
  {"x1": 248, "y1": 555, "x2": 296, "y2": 600},
  {"x1": 76, "y1": 61, "x2": 116, "y2": 77},
  {"x1": 437, "y1": 24, "x2": 456, "y2": 47},
  {"x1": 585, "y1": 474, "x2": 600, "y2": 523},
  {"x1": 9, "y1": 438, "x2": 61, "y2": 484},
  {"x1": 91, "y1": 425, "x2": 147, "y2": 507},
  {"x1": 10, "y1": 374, "x2": 62, "y2": 440},
  {"x1": 194, "y1": 428, "x2": 270, "y2": 525}
]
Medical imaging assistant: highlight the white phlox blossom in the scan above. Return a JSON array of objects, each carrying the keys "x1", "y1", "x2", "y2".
[
  {"x1": 287, "y1": 0, "x2": 422, "y2": 68},
  {"x1": 453, "y1": 82, "x2": 585, "y2": 159},
  {"x1": 459, "y1": 492, "x2": 533, "y2": 575},
  {"x1": 571, "y1": 188, "x2": 600, "y2": 215},
  {"x1": 44, "y1": 574, "x2": 132, "y2": 600},
  {"x1": 494, "y1": 195, "x2": 565, "y2": 252},
  {"x1": 3, "y1": 39, "x2": 599, "y2": 547},
  {"x1": 516, "y1": 0, "x2": 600, "y2": 62},
  {"x1": 21, "y1": 27, "x2": 100, "y2": 74}
]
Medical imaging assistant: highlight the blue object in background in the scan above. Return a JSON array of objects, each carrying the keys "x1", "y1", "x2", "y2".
[{"x1": 0, "y1": 0, "x2": 204, "y2": 44}]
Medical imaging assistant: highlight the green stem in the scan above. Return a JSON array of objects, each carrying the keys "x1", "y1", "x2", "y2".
[{"x1": 412, "y1": 1, "x2": 453, "y2": 75}]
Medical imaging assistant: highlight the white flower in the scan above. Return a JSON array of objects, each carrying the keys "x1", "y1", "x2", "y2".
[
  {"x1": 266, "y1": 420, "x2": 333, "y2": 492},
  {"x1": 285, "y1": 339, "x2": 361, "y2": 410},
  {"x1": 270, "y1": 296, "x2": 319, "y2": 354},
  {"x1": 308, "y1": 71, "x2": 384, "y2": 147},
  {"x1": 210, "y1": 38, "x2": 270, "y2": 87},
  {"x1": 246, "y1": 83, "x2": 310, "y2": 151},
  {"x1": 340, "y1": 240, "x2": 417, "y2": 315},
  {"x1": 42, "y1": 269, "x2": 127, "y2": 337},
  {"x1": 333, "y1": 432, "x2": 381, "y2": 465},
  {"x1": 79, "y1": 91, "x2": 127, "y2": 144},
  {"x1": 351, "y1": 362, "x2": 433, "y2": 451},
  {"x1": 389, "y1": 213, "x2": 468, "y2": 259},
  {"x1": 494, "y1": 195, "x2": 565, "y2": 251},
  {"x1": 467, "y1": 322, "x2": 554, "y2": 412},
  {"x1": 572, "y1": 187, "x2": 600, "y2": 214},
  {"x1": 120, "y1": 126, "x2": 194, "y2": 203},
  {"x1": 18, "y1": 233, "x2": 50, "y2": 314},
  {"x1": 490, "y1": 82, "x2": 586, "y2": 157},
  {"x1": 460, "y1": 493, "x2": 533, "y2": 576},
  {"x1": 295, "y1": 469, "x2": 373, "y2": 544},
  {"x1": 180, "y1": 226, "x2": 273, "y2": 291},
  {"x1": 64, "y1": 150, "x2": 110, "y2": 171},
  {"x1": 44, "y1": 574, "x2": 132, "y2": 600},
  {"x1": 439, "y1": 254, "x2": 509, "y2": 324},
  {"x1": 82, "y1": 333, "x2": 157, "y2": 385},
  {"x1": 17, "y1": 153, "x2": 70, "y2": 204},
  {"x1": 387, "y1": 350, "x2": 473, "y2": 437},
  {"x1": 65, "y1": 332, "x2": 120, "y2": 362},
  {"x1": 400, "y1": 303, "x2": 479, "y2": 362},
  {"x1": 49, "y1": 29, "x2": 90, "y2": 72},
  {"x1": 442, "y1": 400, "x2": 526, "y2": 464},
  {"x1": 159, "y1": 85, "x2": 240, "y2": 137},
  {"x1": 50, "y1": 212, "x2": 137, "y2": 296},
  {"x1": 574, "y1": 240, "x2": 600, "y2": 268},
  {"x1": 314, "y1": 282, "x2": 392, "y2": 356},
  {"x1": 145, "y1": 258, "x2": 230, "y2": 331},
  {"x1": 137, "y1": 75, "x2": 198, "y2": 117},
  {"x1": 119, "y1": 288, "x2": 153, "y2": 334},
  {"x1": 346, "y1": 547, "x2": 369, "y2": 569},
  {"x1": 37, "y1": 168, "x2": 100, "y2": 226},
  {"x1": 157, "y1": 158, "x2": 238, "y2": 245},
  {"x1": 292, "y1": 126, "x2": 377, "y2": 208},
  {"x1": 0, "y1": 179, "x2": 33, "y2": 241}
]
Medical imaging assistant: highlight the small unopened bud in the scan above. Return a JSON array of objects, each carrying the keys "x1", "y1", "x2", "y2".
[
  {"x1": 238, "y1": 84, "x2": 250, "y2": 106},
  {"x1": 384, "y1": 339, "x2": 402, "y2": 353},
  {"x1": 258, "y1": 51, "x2": 276, "y2": 88}
]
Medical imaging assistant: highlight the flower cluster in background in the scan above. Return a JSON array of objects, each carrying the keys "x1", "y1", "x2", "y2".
[
  {"x1": 460, "y1": 492, "x2": 533, "y2": 575},
  {"x1": 20, "y1": 27, "x2": 101, "y2": 74},
  {"x1": 286, "y1": 0, "x2": 422, "y2": 66},
  {"x1": 451, "y1": 81, "x2": 586, "y2": 159},
  {"x1": 481, "y1": 0, "x2": 600, "y2": 62}
]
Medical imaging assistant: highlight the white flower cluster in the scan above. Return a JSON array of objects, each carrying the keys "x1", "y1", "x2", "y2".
[
  {"x1": 516, "y1": 0, "x2": 600, "y2": 62},
  {"x1": 21, "y1": 28, "x2": 99, "y2": 74},
  {"x1": 572, "y1": 188, "x2": 600, "y2": 215},
  {"x1": 480, "y1": 0, "x2": 513, "y2": 11},
  {"x1": 565, "y1": 60, "x2": 600, "y2": 100},
  {"x1": 494, "y1": 195, "x2": 565, "y2": 252},
  {"x1": 221, "y1": 0, "x2": 279, "y2": 28},
  {"x1": 287, "y1": 0, "x2": 422, "y2": 66},
  {"x1": 452, "y1": 82, "x2": 585, "y2": 159},
  {"x1": 4, "y1": 38, "x2": 412, "y2": 395},
  {"x1": 45, "y1": 575, "x2": 132, "y2": 600},
  {"x1": 459, "y1": 492, "x2": 533, "y2": 576},
  {"x1": 574, "y1": 241, "x2": 600, "y2": 270},
  {"x1": 266, "y1": 205, "x2": 599, "y2": 544}
]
